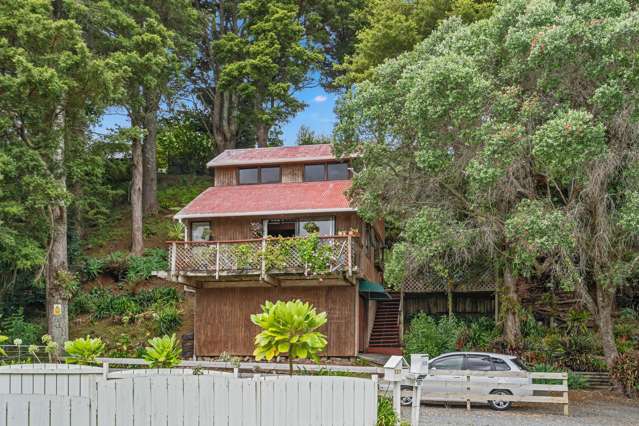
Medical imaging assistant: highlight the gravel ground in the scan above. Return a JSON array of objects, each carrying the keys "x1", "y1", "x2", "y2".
[{"x1": 400, "y1": 390, "x2": 639, "y2": 426}]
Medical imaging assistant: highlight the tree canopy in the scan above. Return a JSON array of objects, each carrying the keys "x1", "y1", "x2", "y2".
[{"x1": 335, "y1": 0, "x2": 639, "y2": 365}]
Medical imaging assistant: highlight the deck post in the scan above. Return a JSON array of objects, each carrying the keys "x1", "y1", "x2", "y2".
[
  {"x1": 347, "y1": 235, "x2": 352, "y2": 275},
  {"x1": 215, "y1": 241, "x2": 220, "y2": 280},
  {"x1": 261, "y1": 238, "x2": 267, "y2": 279},
  {"x1": 170, "y1": 242, "x2": 177, "y2": 278}
]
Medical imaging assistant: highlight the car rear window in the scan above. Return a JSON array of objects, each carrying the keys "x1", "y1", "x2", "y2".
[
  {"x1": 492, "y1": 358, "x2": 511, "y2": 371},
  {"x1": 511, "y1": 358, "x2": 529, "y2": 371}
]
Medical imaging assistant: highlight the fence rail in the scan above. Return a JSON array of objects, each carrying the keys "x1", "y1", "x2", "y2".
[{"x1": 168, "y1": 235, "x2": 358, "y2": 279}]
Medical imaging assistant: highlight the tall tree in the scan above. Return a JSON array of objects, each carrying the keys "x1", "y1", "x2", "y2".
[
  {"x1": 335, "y1": 0, "x2": 639, "y2": 365},
  {"x1": 69, "y1": 0, "x2": 198, "y2": 253},
  {"x1": 215, "y1": 0, "x2": 321, "y2": 147},
  {"x1": 334, "y1": 0, "x2": 495, "y2": 86},
  {"x1": 0, "y1": 0, "x2": 113, "y2": 347}
]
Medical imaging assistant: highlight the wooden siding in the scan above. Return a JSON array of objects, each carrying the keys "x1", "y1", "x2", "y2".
[
  {"x1": 282, "y1": 164, "x2": 303, "y2": 183},
  {"x1": 195, "y1": 286, "x2": 358, "y2": 356},
  {"x1": 214, "y1": 167, "x2": 237, "y2": 186}
]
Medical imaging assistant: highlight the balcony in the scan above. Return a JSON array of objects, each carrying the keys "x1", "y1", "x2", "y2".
[{"x1": 167, "y1": 235, "x2": 359, "y2": 285}]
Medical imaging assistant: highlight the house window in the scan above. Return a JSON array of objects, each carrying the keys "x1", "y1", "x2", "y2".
[
  {"x1": 327, "y1": 163, "x2": 349, "y2": 180},
  {"x1": 260, "y1": 166, "x2": 281, "y2": 183},
  {"x1": 267, "y1": 220, "x2": 296, "y2": 238},
  {"x1": 239, "y1": 167, "x2": 281, "y2": 184},
  {"x1": 299, "y1": 218, "x2": 334, "y2": 236},
  {"x1": 304, "y1": 163, "x2": 350, "y2": 182},
  {"x1": 238, "y1": 168, "x2": 259, "y2": 184},
  {"x1": 303, "y1": 164, "x2": 325, "y2": 182},
  {"x1": 191, "y1": 222, "x2": 211, "y2": 241}
]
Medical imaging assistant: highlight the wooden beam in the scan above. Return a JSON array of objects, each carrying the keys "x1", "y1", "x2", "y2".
[{"x1": 260, "y1": 274, "x2": 280, "y2": 287}]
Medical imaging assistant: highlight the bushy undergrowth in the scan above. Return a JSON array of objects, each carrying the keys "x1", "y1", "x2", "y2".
[
  {"x1": 70, "y1": 287, "x2": 181, "y2": 320},
  {"x1": 528, "y1": 363, "x2": 589, "y2": 390},
  {"x1": 81, "y1": 248, "x2": 168, "y2": 283},
  {"x1": 0, "y1": 308, "x2": 43, "y2": 345}
]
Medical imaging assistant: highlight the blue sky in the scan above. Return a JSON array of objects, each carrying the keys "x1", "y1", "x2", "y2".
[{"x1": 95, "y1": 85, "x2": 337, "y2": 146}]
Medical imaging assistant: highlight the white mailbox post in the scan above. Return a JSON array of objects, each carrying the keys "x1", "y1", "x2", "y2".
[
  {"x1": 384, "y1": 355, "x2": 408, "y2": 418},
  {"x1": 408, "y1": 354, "x2": 428, "y2": 426}
]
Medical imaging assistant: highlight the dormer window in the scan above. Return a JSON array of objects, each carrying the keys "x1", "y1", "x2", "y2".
[
  {"x1": 304, "y1": 162, "x2": 350, "y2": 182},
  {"x1": 238, "y1": 166, "x2": 281, "y2": 184}
]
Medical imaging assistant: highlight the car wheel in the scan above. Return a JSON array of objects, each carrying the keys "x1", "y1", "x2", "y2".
[
  {"x1": 487, "y1": 390, "x2": 512, "y2": 411},
  {"x1": 400, "y1": 396, "x2": 413, "y2": 406}
]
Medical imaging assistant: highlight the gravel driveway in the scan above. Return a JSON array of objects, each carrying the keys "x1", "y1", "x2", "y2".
[{"x1": 401, "y1": 391, "x2": 639, "y2": 426}]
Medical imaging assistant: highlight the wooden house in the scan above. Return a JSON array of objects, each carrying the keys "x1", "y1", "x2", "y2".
[{"x1": 167, "y1": 144, "x2": 392, "y2": 357}]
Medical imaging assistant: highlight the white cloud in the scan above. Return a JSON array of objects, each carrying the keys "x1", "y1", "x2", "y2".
[{"x1": 313, "y1": 95, "x2": 327, "y2": 103}]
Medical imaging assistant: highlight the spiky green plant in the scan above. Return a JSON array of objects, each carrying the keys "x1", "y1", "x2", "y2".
[
  {"x1": 251, "y1": 300, "x2": 327, "y2": 375},
  {"x1": 143, "y1": 334, "x2": 182, "y2": 368},
  {"x1": 0, "y1": 335, "x2": 8, "y2": 356},
  {"x1": 64, "y1": 336, "x2": 105, "y2": 365}
]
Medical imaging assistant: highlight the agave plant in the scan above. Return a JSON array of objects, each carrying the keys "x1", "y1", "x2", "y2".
[
  {"x1": 251, "y1": 300, "x2": 327, "y2": 375},
  {"x1": 64, "y1": 336, "x2": 105, "y2": 365},
  {"x1": 143, "y1": 334, "x2": 182, "y2": 368}
]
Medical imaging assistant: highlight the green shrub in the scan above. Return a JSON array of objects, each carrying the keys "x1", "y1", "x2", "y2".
[
  {"x1": 376, "y1": 397, "x2": 399, "y2": 426},
  {"x1": 83, "y1": 257, "x2": 105, "y2": 281},
  {"x1": 102, "y1": 251, "x2": 129, "y2": 280},
  {"x1": 404, "y1": 314, "x2": 464, "y2": 357},
  {"x1": 64, "y1": 336, "x2": 105, "y2": 365},
  {"x1": 127, "y1": 249, "x2": 168, "y2": 283},
  {"x1": 69, "y1": 291, "x2": 97, "y2": 318},
  {"x1": 460, "y1": 317, "x2": 499, "y2": 351},
  {"x1": 135, "y1": 287, "x2": 181, "y2": 308},
  {"x1": 611, "y1": 351, "x2": 639, "y2": 397},
  {"x1": 143, "y1": 334, "x2": 182, "y2": 368},
  {"x1": 154, "y1": 304, "x2": 182, "y2": 335},
  {"x1": 251, "y1": 300, "x2": 328, "y2": 375},
  {"x1": 0, "y1": 308, "x2": 43, "y2": 345}
]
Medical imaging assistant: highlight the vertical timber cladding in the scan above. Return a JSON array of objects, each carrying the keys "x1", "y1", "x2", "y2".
[
  {"x1": 214, "y1": 167, "x2": 237, "y2": 186},
  {"x1": 196, "y1": 286, "x2": 358, "y2": 356}
]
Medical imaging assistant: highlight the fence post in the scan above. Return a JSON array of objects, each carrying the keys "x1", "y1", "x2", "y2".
[
  {"x1": 563, "y1": 373, "x2": 569, "y2": 416},
  {"x1": 215, "y1": 241, "x2": 220, "y2": 280},
  {"x1": 392, "y1": 381, "x2": 401, "y2": 419},
  {"x1": 411, "y1": 381, "x2": 422, "y2": 426},
  {"x1": 233, "y1": 367, "x2": 240, "y2": 378},
  {"x1": 102, "y1": 362, "x2": 109, "y2": 380},
  {"x1": 170, "y1": 242, "x2": 177, "y2": 277}
]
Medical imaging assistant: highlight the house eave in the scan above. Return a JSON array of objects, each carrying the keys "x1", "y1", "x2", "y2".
[
  {"x1": 207, "y1": 155, "x2": 339, "y2": 168},
  {"x1": 174, "y1": 207, "x2": 357, "y2": 220}
]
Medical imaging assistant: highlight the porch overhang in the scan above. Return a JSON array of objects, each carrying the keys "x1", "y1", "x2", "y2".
[{"x1": 358, "y1": 279, "x2": 391, "y2": 300}]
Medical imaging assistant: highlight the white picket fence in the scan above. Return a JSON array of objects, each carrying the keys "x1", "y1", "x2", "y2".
[{"x1": 0, "y1": 364, "x2": 378, "y2": 426}]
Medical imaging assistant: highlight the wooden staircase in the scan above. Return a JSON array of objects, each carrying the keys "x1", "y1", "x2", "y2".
[
  {"x1": 572, "y1": 371, "x2": 613, "y2": 389},
  {"x1": 367, "y1": 293, "x2": 402, "y2": 355}
]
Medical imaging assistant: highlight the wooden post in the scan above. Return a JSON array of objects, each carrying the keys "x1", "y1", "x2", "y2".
[
  {"x1": 392, "y1": 381, "x2": 401, "y2": 419},
  {"x1": 261, "y1": 238, "x2": 267, "y2": 279},
  {"x1": 411, "y1": 381, "x2": 422, "y2": 426},
  {"x1": 447, "y1": 278, "x2": 453, "y2": 318},
  {"x1": 102, "y1": 362, "x2": 109, "y2": 380},
  {"x1": 170, "y1": 242, "x2": 177, "y2": 277},
  {"x1": 563, "y1": 374, "x2": 569, "y2": 416},
  {"x1": 494, "y1": 289, "x2": 499, "y2": 323},
  {"x1": 347, "y1": 235, "x2": 352, "y2": 275},
  {"x1": 215, "y1": 241, "x2": 220, "y2": 280},
  {"x1": 399, "y1": 285, "x2": 405, "y2": 345}
]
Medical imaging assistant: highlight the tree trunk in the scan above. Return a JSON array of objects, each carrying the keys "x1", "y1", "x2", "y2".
[
  {"x1": 596, "y1": 283, "x2": 619, "y2": 368},
  {"x1": 256, "y1": 122, "x2": 269, "y2": 147},
  {"x1": 131, "y1": 127, "x2": 145, "y2": 256},
  {"x1": 142, "y1": 102, "x2": 159, "y2": 216},
  {"x1": 46, "y1": 105, "x2": 69, "y2": 351},
  {"x1": 46, "y1": 203, "x2": 69, "y2": 351},
  {"x1": 502, "y1": 266, "x2": 521, "y2": 350}
]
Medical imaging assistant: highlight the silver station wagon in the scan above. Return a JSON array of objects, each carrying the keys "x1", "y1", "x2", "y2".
[{"x1": 401, "y1": 352, "x2": 532, "y2": 411}]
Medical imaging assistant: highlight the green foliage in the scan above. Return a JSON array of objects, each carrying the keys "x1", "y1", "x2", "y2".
[
  {"x1": 233, "y1": 244, "x2": 261, "y2": 270},
  {"x1": 0, "y1": 308, "x2": 43, "y2": 345},
  {"x1": 403, "y1": 313, "x2": 464, "y2": 357},
  {"x1": 532, "y1": 110, "x2": 607, "y2": 184},
  {"x1": 611, "y1": 351, "x2": 639, "y2": 397},
  {"x1": 0, "y1": 335, "x2": 7, "y2": 356},
  {"x1": 295, "y1": 233, "x2": 334, "y2": 276},
  {"x1": 251, "y1": 300, "x2": 328, "y2": 368},
  {"x1": 64, "y1": 336, "x2": 106, "y2": 365},
  {"x1": 157, "y1": 176, "x2": 211, "y2": 211},
  {"x1": 528, "y1": 363, "x2": 588, "y2": 390},
  {"x1": 376, "y1": 396, "x2": 399, "y2": 426},
  {"x1": 157, "y1": 112, "x2": 213, "y2": 175},
  {"x1": 127, "y1": 249, "x2": 168, "y2": 283},
  {"x1": 143, "y1": 334, "x2": 182, "y2": 368},
  {"x1": 459, "y1": 317, "x2": 499, "y2": 351},
  {"x1": 296, "y1": 125, "x2": 332, "y2": 145},
  {"x1": 83, "y1": 257, "x2": 105, "y2": 281},
  {"x1": 167, "y1": 222, "x2": 186, "y2": 241},
  {"x1": 153, "y1": 304, "x2": 182, "y2": 336}
]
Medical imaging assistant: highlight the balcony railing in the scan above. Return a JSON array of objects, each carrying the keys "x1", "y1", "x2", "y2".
[{"x1": 168, "y1": 235, "x2": 359, "y2": 279}]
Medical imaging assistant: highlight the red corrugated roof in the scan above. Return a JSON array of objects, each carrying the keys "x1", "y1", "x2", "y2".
[
  {"x1": 175, "y1": 180, "x2": 354, "y2": 219},
  {"x1": 207, "y1": 144, "x2": 337, "y2": 168}
]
